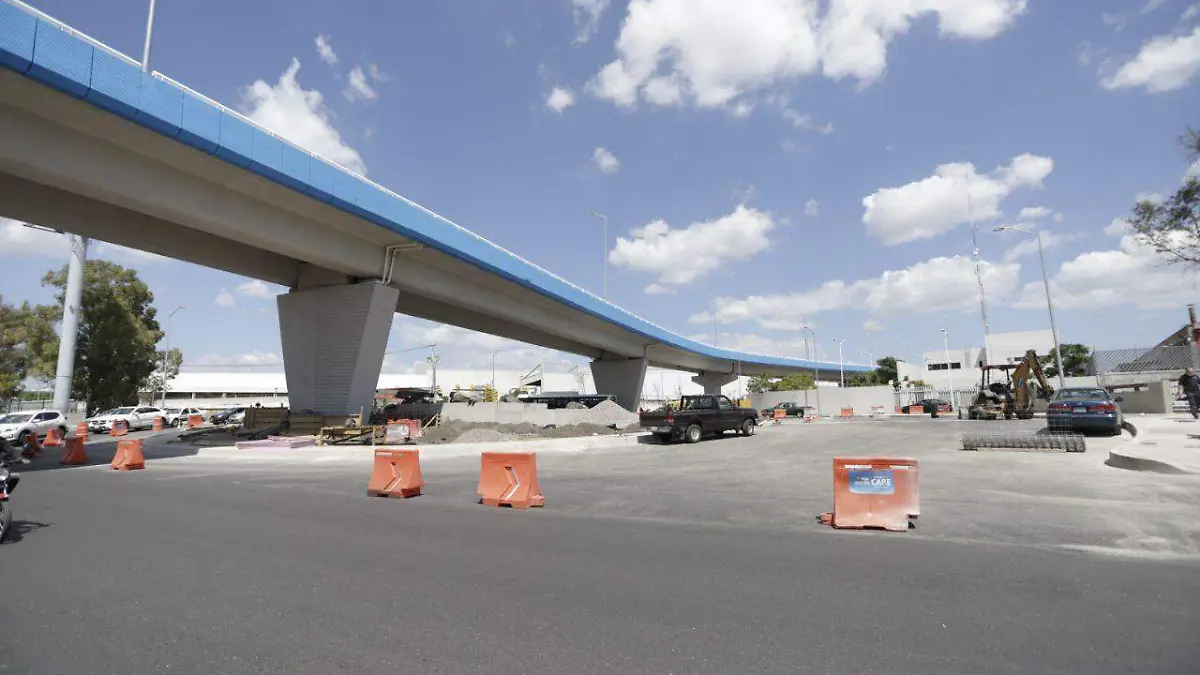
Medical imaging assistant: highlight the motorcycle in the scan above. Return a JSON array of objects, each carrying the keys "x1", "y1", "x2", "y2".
[{"x1": 0, "y1": 439, "x2": 26, "y2": 543}]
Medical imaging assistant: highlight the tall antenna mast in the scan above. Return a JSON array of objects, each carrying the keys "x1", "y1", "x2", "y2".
[{"x1": 966, "y1": 173, "x2": 994, "y2": 367}]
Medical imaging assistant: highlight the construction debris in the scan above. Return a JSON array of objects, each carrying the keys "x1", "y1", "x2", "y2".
[{"x1": 961, "y1": 433, "x2": 1085, "y2": 452}]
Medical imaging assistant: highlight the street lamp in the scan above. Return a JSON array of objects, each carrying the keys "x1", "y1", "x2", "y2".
[
  {"x1": 801, "y1": 322, "x2": 819, "y2": 413},
  {"x1": 940, "y1": 328, "x2": 955, "y2": 411},
  {"x1": 994, "y1": 225, "x2": 1065, "y2": 388},
  {"x1": 585, "y1": 211, "x2": 609, "y2": 300},
  {"x1": 859, "y1": 350, "x2": 873, "y2": 368},
  {"x1": 141, "y1": 0, "x2": 158, "y2": 72},
  {"x1": 159, "y1": 304, "x2": 185, "y2": 407},
  {"x1": 834, "y1": 339, "x2": 847, "y2": 388}
]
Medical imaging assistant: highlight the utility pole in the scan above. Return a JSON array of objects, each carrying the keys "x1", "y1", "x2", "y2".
[
  {"x1": 427, "y1": 351, "x2": 441, "y2": 401},
  {"x1": 141, "y1": 0, "x2": 158, "y2": 73},
  {"x1": 159, "y1": 305, "x2": 185, "y2": 406},
  {"x1": 965, "y1": 172, "x2": 994, "y2": 368}
]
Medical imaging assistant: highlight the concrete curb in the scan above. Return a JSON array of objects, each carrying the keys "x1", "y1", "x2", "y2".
[{"x1": 1104, "y1": 422, "x2": 1195, "y2": 474}]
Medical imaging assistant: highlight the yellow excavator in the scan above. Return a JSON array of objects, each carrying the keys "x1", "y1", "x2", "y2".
[{"x1": 967, "y1": 349, "x2": 1054, "y2": 420}]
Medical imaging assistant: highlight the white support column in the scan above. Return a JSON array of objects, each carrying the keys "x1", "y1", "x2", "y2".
[
  {"x1": 590, "y1": 356, "x2": 648, "y2": 411},
  {"x1": 277, "y1": 282, "x2": 399, "y2": 415},
  {"x1": 692, "y1": 372, "x2": 737, "y2": 396}
]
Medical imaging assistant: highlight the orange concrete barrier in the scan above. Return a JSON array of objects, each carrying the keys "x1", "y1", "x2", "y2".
[
  {"x1": 477, "y1": 452, "x2": 544, "y2": 509},
  {"x1": 840, "y1": 407, "x2": 854, "y2": 418},
  {"x1": 822, "y1": 457, "x2": 919, "y2": 531},
  {"x1": 111, "y1": 439, "x2": 145, "y2": 471},
  {"x1": 895, "y1": 406, "x2": 903, "y2": 415},
  {"x1": 76, "y1": 422, "x2": 89, "y2": 441},
  {"x1": 187, "y1": 414, "x2": 203, "y2": 429},
  {"x1": 60, "y1": 437, "x2": 89, "y2": 466},
  {"x1": 366, "y1": 449, "x2": 423, "y2": 498},
  {"x1": 153, "y1": 416, "x2": 164, "y2": 432},
  {"x1": 384, "y1": 419, "x2": 416, "y2": 444},
  {"x1": 772, "y1": 408, "x2": 785, "y2": 424},
  {"x1": 43, "y1": 426, "x2": 64, "y2": 447},
  {"x1": 110, "y1": 419, "x2": 129, "y2": 437},
  {"x1": 21, "y1": 432, "x2": 42, "y2": 458},
  {"x1": 908, "y1": 405, "x2": 924, "y2": 415}
]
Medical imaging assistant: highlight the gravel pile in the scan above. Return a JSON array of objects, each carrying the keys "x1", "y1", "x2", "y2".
[
  {"x1": 411, "y1": 416, "x2": 641, "y2": 445},
  {"x1": 453, "y1": 428, "x2": 519, "y2": 444},
  {"x1": 580, "y1": 400, "x2": 639, "y2": 428}
]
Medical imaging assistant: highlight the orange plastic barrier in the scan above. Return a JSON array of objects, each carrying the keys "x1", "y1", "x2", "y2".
[
  {"x1": 840, "y1": 407, "x2": 854, "y2": 418},
  {"x1": 366, "y1": 449, "x2": 424, "y2": 498},
  {"x1": 43, "y1": 426, "x2": 64, "y2": 447},
  {"x1": 152, "y1": 416, "x2": 164, "y2": 432},
  {"x1": 908, "y1": 405, "x2": 924, "y2": 414},
  {"x1": 187, "y1": 414, "x2": 203, "y2": 429},
  {"x1": 111, "y1": 439, "x2": 145, "y2": 471},
  {"x1": 60, "y1": 437, "x2": 89, "y2": 466},
  {"x1": 21, "y1": 431, "x2": 42, "y2": 458},
  {"x1": 76, "y1": 422, "x2": 89, "y2": 441},
  {"x1": 772, "y1": 408, "x2": 785, "y2": 424},
  {"x1": 894, "y1": 406, "x2": 903, "y2": 415},
  {"x1": 477, "y1": 452, "x2": 544, "y2": 509},
  {"x1": 110, "y1": 419, "x2": 129, "y2": 437},
  {"x1": 824, "y1": 457, "x2": 919, "y2": 531}
]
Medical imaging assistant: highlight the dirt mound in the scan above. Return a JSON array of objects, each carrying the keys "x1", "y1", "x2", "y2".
[{"x1": 454, "y1": 428, "x2": 519, "y2": 444}]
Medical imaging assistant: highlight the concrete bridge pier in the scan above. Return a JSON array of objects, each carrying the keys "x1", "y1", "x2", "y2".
[
  {"x1": 277, "y1": 281, "x2": 398, "y2": 415},
  {"x1": 590, "y1": 356, "x2": 648, "y2": 412},
  {"x1": 692, "y1": 372, "x2": 738, "y2": 396}
]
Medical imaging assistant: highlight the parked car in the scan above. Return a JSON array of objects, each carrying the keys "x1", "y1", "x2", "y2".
[
  {"x1": 1047, "y1": 388, "x2": 1124, "y2": 436},
  {"x1": 209, "y1": 407, "x2": 245, "y2": 425},
  {"x1": 640, "y1": 395, "x2": 758, "y2": 443},
  {"x1": 902, "y1": 398, "x2": 952, "y2": 414},
  {"x1": 162, "y1": 407, "x2": 203, "y2": 427},
  {"x1": 87, "y1": 406, "x2": 164, "y2": 433},
  {"x1": 0, "y1": 410, "x2": 67, "y2": 446},
  {"x1": 759, "y1": 401, "x2": 811, "y2": 418}
]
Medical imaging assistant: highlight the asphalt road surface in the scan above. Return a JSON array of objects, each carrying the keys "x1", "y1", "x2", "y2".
[{"x1": 2, "y1": 418, "x2": 1197, "y2": 674}]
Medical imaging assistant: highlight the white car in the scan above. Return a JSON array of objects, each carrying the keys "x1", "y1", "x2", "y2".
[
  {"x1": 0, "y1": 410, "x2": 68, "y2": 446},
  {"x1": 162, "y1": 407, "x2": 203, "y2": 427},
  {"x1": 87, "y1": 406, "x2": 164, "y2": 432}
]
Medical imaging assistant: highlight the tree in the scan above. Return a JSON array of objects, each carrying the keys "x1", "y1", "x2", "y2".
[
  {"x1": 0, "y1": 297, "x2": 31, "y2": 403},
  {"x1": 25, "y1": 260, "x2": 175, "y2": 414},
  {"x1": 748, "y1": 373, "x2": 815, "y2": 393},
  {"x1": 143, "y1": 348, "x2": 184, "y2": 405},
  {"x1": 875, "y1": 357, "x2": 899, "y2": 387},
  {"x1": 1128, "y1": 127, "x2": 1200, "y2": 265},
  {"x1": 1040, "y1": 344, "x2": 1091, "y2": 378}
]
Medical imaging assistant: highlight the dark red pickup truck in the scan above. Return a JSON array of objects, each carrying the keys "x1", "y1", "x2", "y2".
[{"x1": 639, "y1": 395, "x2": 758, "y2": 443}]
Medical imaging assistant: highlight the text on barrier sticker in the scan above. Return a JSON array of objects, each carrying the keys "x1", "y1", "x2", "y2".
[{"x1": 848, "y1": 469, "x2": 895, "y2": 495}]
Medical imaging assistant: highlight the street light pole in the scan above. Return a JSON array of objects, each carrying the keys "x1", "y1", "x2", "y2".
[
  {"x1": 586, "y1": 211, "x2": 608, "y2": 300},
  {"x1": 51, "y1": 235, "x2": 88, "y2": 414},
  {"x1": 802, "y1": 323, "x2": 819, "y2": 414},
  {"x1": 834, "y1": 339, "x2": 846, "y2": 388},
  {"x1": 941, "y1": 328, "x2": 955, "y2": 410},
  {"x1": 994, "y1": 225, "x2": 1066, "y2": 388},
  {"x1": 159, "y1": 304, "x2": 185, "y2": 407},
  {"x1": 141, "y1": 0, "x2": 158, "y2": 73}
]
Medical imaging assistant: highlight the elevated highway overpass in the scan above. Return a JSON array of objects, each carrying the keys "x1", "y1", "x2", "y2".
[{"x1": 0, "y1": 0, "x2": 868, "y2": 412}]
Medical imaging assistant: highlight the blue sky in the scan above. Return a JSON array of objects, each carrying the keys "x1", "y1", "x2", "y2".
[{"x1": 2, "y1": 0, "x2": 1200, "y2": 376}]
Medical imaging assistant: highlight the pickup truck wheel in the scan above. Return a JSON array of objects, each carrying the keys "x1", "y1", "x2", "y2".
[
  {"x1": 741, "y1": 419, "x2": 756, "y2": 436},
  {"x1": 684, "y1": 424, "x2": 702, "y2": 444}
]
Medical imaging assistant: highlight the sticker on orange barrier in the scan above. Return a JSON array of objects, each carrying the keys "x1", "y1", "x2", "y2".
[
  {"x1": 909, "y1": 405, "x2": 924, "y2": 414},
  {"x1": 477, "y1": 452, "x2": 544, "y2": 509},
  {"x1": 110, "y1": 419, "x2": 129, "y2": 437},
  {"x1": 111, "y1": 439, "x2": 145, "y2": 471},
  {"x1": 385, "y1": 420, "x2": 416, "y2": 444},
  {"x1": 772, "y1": 408, "x2": 785, "y2": 424},
  {"x1": 366, "y1": 449, "x2": 423, "y2": 498},
  {"x1": 840, "y1": 407, "x2": 854, "y2": 418},
  {"x1": 153, "y1": 416, "x2": 164, "y2": 432},
  {"x1": 60, "y1": 437, "x2": 89, "y2": 466},
  {"x1": 76, "y1": 422, "x2": 89, "y2": 441},
  {"x1": 43, "y1": 426, "x2": 64, "y2": 447},
  {"x1": 823, "y1": 457, "x2": 918, "y2": 531},
  {"x1": 187, "y1": 414, "x2": 203, "y2": 429}
]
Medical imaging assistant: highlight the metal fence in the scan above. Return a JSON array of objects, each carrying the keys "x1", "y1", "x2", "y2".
[{"x1": 1089, "y1": 345, "x2": 1193, "y2": 375}]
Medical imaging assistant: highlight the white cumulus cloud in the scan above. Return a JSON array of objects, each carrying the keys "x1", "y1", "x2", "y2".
[
  {"x1": 572, "y1": 0, "x2": 611, "y2": 45},
  {"x1": 1014, "y1": 235, "x2": 1193, "y2": 311},
  {"x1": 589, "y1": 0, "x2": 1027, "y2": 109},
  {"x1": 862, "y1": 153, "x2": 1054, "y2": 245},
  {"x1": 315, "y1": 35, "x2": 338, "y2": 65},
  {"x1": 1000, "y1": 229, "x2": 1079, "y2": 263},
  {"x1": 592, "y1": 147, "x2": 620, "y2": 173},
  {"x1": 546, "y1": 86, "x2": 576, "y2": 112},
  {"x1": 1016, "y1": 206, "x2": 1051, "y2": 221},
  {"x1": 344, "y1": 65, "x2": 378, "y2": 101},
  {"x1": 242, "y1": 59, "x2": 367, "y2": 175},
  {"x1": 215, "y1": 289, "x2": 236, "y2": 308},
  {"x1": 235, "y1": 280, "x2": 281, "y2": 299},
  {"x1": 700, "y1": 255, "x2": 1021, "y2": 328},
  {"x1": 1101, "y1": 26, "x2": 1200, "y2": 93},
  {"x1": 804, "y1": 198, "x2": 819, "y2": 217},
  {"x1": 0, "y1": 219, "x2": 70, "y2": 258},
  {"x1": 610, "y1": 205, "x2": 777, "y2": 292}
]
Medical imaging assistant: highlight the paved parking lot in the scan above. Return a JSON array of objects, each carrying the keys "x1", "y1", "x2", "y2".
[{"x1": 3, "y1": 418, "x2": 1198, "y2": 674}]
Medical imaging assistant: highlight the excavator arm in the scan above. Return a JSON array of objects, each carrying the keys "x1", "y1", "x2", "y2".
[{"x1": 1011, "y1": 349, "x2": 1055, "y2": 412}]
